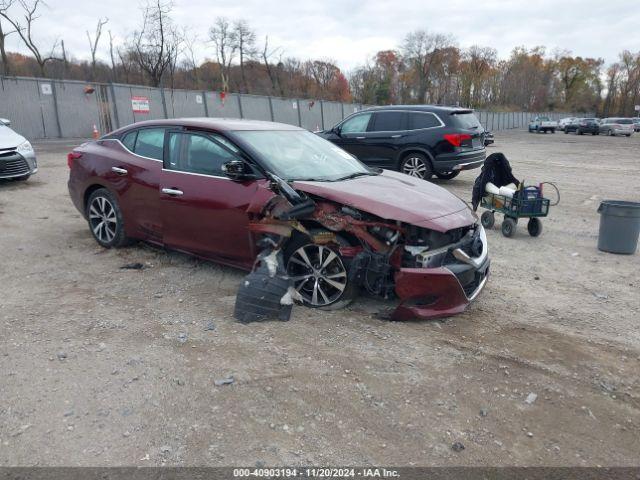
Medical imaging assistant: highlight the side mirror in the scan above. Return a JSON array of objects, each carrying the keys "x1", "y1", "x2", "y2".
[
  {"x1": 0, "y1": 118, "x2": 11, "y2": 126},
  {"x1": 222, "y1": 160, "x2": 251, "y2": 181},
  {"x1": 332, "y1": 126, "x2": 342, "y2": 136}
]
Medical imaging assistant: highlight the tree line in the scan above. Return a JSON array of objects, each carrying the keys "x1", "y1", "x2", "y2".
[{"x1": 0, "y1": 0, "x2": 638, "y2": 116}]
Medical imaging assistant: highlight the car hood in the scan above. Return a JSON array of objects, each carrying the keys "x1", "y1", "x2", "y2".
[
  {"x1": 0, "y1": 126, "x2": 25, "y2": 149},
  {"x1": 293, "y1": 170, "x2": 476, "y2": 232}
]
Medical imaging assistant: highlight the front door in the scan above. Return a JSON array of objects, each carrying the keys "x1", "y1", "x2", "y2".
[
  {"x1": 160, "y1": 130, "x2": 259, "y2": 267},
  {"x1": 331, "y1": 112, "x2": 373, "y2": 161}
]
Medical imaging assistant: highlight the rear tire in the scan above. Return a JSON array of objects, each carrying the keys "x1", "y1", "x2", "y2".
[
  {"x1": 481, "y1": 211, "x2": 495, "y2": 229},
  {"x1": 501, "y1": 217, "x2": 517, "y2": 238},
  {"x1": 434, "y1": 171, "x2": 460, "y2": 180},
  {"x1": 400, "y1": 153, "x2": 432, "y2": 180},
  {"x1": 527, "y1": 218, "x2": 542, "y2": 237},
  {"x1": 86, "y1": 188, "x2": 131, "y2": 248}
]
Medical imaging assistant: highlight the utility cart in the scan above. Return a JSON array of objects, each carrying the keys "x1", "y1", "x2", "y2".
[{"x1": 480, "y1": 185, "x2": 551, "y2": 238}]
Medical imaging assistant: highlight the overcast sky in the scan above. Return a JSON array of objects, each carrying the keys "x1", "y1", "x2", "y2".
[{"x1": 3, "y1": 0, "x2": 638, "y2": 72}]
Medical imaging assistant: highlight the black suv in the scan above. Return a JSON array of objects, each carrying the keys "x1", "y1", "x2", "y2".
[
  {"x1": 317, "y1": 105, "x2": 486, "y2": 180},
  {"x1": 565, "y1": 118, "x2": 599, "y2": 135}
]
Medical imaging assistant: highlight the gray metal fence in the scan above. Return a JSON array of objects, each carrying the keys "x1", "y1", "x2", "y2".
[{"x1": 0, "y1": 75, "x2": 582, "y2": 140}]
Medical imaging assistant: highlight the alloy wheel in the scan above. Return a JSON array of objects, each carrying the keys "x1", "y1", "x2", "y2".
[
  {"x1": 88, "y1": 196, "x2": 118, "y2": 243},
  {"x1": 286, "y1": 244, "x2": 347, "y2": 307},
  {"x1": 402, "y1": 156, "x2": 428, "y2": 178}
]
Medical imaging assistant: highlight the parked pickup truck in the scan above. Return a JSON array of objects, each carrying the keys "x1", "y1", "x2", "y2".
[{"x1": 528, "y1": 116, "x2": 557, "y2": 133}]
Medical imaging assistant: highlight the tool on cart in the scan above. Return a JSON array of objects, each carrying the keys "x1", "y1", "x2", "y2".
[{"x1": 472, "y1": 153, "x2": 559, "y2": 238}]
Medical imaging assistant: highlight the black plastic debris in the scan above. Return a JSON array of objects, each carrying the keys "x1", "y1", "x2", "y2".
[
  {"x1": 234, "y1": 242, "x2": 298, "y2": 323},
  {"x1": 120, "y1": 262, "x2": 145, "y2": 270}
]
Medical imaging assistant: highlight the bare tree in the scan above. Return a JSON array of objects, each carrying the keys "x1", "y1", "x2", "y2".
[
  {"x1": 86, "y1": 17, "x2": 108, "y2": 80},
  {"x1": 108, "y1": 30, "x2": 117, "y2": 81},
  {"x1": 0, "y1": 0, "x2": 15, "y2": 75},
  {"x1": 181, "y1": 30, "x2": 199, "y2": 88},
  {"x1": 261, "y1": 35, "x2": 282, "y2": 95},
  {"x1": 233, "y1": 19, "x2": 256, "y2": 93},
  {"x1": 401, "y1": 30, "x2": 455, "y2": 102},
  {"x1": 0, "y1": 0, "x2": 59, "y2": 77},
  {"x1": 209, "y1": 17, "x2": 236, "y2": 92},
  {"x1": 131, "y1": 0, "x2": 179, "y2": 87}
]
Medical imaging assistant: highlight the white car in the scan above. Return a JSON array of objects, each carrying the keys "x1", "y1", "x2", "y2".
[
  {"x1": 0, "y1": 118, "x2": 38, "y2": 181},
  {"x1": 558, "y1": 117, "x2": 576, "y2": 131},
  {"x1": 599, "y1": 118, "x2": 634, "y2": 137},
  {"x1": 528, "y1": 116, "x2": 557, "y2": 133}
]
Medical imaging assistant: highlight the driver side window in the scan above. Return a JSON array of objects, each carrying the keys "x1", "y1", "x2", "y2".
[
  {"x1": 166, "y1": 131, "x2": 240, "y2": 176},
  {"x1": 340, "y1": 113, "x2": 372, "y2": 134}
]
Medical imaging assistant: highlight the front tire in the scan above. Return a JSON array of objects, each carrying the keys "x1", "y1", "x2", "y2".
[
  {"x1": 284, "y1": 233, "x2": 356, "y2": 310},
  {"x1": 400, "y1": 153, "x2": 432, "y2": 180},
  {"x1": 86, "y1": 188, "x2": 131, "y2": 248}
]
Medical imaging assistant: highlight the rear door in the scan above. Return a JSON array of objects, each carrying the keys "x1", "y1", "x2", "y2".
[
  {"x1": 358, "y1": 111, "x2": 410, "y2": 167},
  {"x1": 159, "y1": 129, "x2": 260, "y2": 266},
  {"x1": 104, "y1": 127, "x2": 164, "y2": 243}
]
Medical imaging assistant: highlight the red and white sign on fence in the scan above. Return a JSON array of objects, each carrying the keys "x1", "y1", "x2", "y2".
[{"x1": 131, "y1": 96, "x2": 150, "y2": 114}]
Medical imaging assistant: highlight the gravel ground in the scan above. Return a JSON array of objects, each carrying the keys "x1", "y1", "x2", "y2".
[{"x1": 0, "y1": 130, "x2": 639, "y2": 467}]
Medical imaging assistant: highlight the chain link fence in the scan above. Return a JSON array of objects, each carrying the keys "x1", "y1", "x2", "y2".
[{"x1": 0, "y1": 75, "x2": 583, "y2": 140}]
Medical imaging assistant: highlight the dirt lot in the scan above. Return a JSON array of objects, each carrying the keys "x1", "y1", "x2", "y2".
[{"x1": 1, "y1": 130, "x2": 639, "y2": 467}]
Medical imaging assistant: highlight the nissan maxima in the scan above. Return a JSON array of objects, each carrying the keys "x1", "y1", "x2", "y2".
[
  {"x1": 0, "y1": 118, "x2": 38, "y2": 181},
  {"x1": 67, "y1": 119, "x2": 489, "y2": 320}
]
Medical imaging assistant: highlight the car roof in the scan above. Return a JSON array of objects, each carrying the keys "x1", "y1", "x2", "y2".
[
  {"x1": 111, "y1": 117, "x2": 303, "y2": 135},
  {"x1": 362, "y1": 105, "x2": 474, "y2": 114}
]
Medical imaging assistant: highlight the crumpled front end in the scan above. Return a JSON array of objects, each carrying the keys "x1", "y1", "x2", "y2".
[
  {"x1": 243, "y1": 177, "x2": 490, "y2": 321},
  {"x1": 393, "y1": 224, "x2": 490, "y2": 320}
]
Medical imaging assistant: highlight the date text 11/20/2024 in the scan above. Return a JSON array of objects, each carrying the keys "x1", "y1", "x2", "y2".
[{"x1": 233, "y1": 468, "x2": 400, "y2": 478}]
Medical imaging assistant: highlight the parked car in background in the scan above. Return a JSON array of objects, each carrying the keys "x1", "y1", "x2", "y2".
[
  {"x1": 67, "y1": 118, "x2": 489, "y2": 320},
  {"x1": 565, "y1": 118, "x2": 599, "y2": 135},
  {"x1": 558, "y1": 117, "x2": 577, "y2": 131},
  {"x1": 318, "y1": 105, "x2": 486, "y2": 181},
  {"x1": 599, "y1": 118, "x2": 634, "y2": 137},
  {"x1": 528, "y1": 116, "x2": 557, "y2": 133},
  {"x1": 483, "y1": 131, "x2": 494, "y2": 146},
  {"x1": 632, "y1": 118, "x2": 640, "y2": 132},
  {"x1": 0, "y1": 118, "x2": 38, "y2": 181}
]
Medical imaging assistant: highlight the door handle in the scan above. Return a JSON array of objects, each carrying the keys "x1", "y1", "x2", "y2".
[
  {"x1": 355, "y1": 136, "x2": 366, "y2": 139},
  {"x1": 111, "y1": 166, "x2": 128, "y2": 175},
  {"x1": 390, "y1": 134, "x2": 402, "y2": 138},
  {"x1": 162, "y1": 188, "x2": 184, "y2": 196}
]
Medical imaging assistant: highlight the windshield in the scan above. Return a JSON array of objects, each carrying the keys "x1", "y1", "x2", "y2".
[
  {"x1": 539, "y1": 116, "x2": 550, "y2": 121},
  {"x1": 232, "y1": 130, "x2": 373, "y2": 182}
]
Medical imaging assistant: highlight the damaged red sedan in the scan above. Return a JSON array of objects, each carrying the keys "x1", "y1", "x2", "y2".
[{"x1": 67, "y1": 119, "x2": 489, "y2": 320}]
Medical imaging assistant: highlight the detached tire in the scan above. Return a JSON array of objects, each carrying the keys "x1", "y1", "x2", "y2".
[
  {"x1": 501, "y1": 217, "x2": 517, "y2": 238},
  {"x1": 481, "y1": 211, "x2": 495, "y2": 229},
  {"x1": 86, "y1": 188, "x2": 131, "y2": 248},
  {"x1": 527, "y1": 218, "x2": 542, "y2": 237}
]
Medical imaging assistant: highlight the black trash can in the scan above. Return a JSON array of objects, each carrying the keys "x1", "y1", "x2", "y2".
[{"x1": 597, "y1": 200, "x2": 640, "y2": 254}]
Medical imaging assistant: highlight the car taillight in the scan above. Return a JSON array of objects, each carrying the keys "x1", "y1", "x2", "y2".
[
  {"x1": 443, "y1": 133, "x2": 472, "y2": 147},
  {"x1": 67, "y1": 151, "x2": 82, "y2": 168}
]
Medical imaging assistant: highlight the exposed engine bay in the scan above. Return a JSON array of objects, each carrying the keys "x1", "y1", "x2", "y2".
[{"x1": 234, "y1": 173, "x2": 489, "y2": 323}]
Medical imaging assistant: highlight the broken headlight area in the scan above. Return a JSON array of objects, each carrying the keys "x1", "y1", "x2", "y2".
[{"x1": 401, "y1": 224, "x2": 484, "y2": 269}]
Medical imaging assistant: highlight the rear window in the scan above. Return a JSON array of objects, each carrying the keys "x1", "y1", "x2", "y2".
[
  {"x1": 409, "y1": 112, "x2": 440, "y2": 130},
  {"x1": 370, "y1": 111, "x2": 408, "y2": 132},
  {"x1": 452, "y1": 112, "x2": 481, "y2": 130},
  {"x1": 616, "y1": 119, "x2": 633, "y2": 124},
  {"x1": 134, "y1": 128, "x2": 165, "y2": 160}
]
